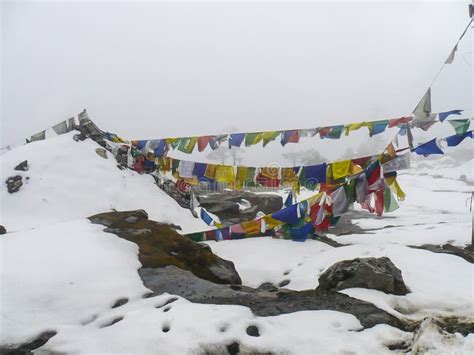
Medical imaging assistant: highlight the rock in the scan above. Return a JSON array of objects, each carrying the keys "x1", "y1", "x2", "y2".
[
  {"x1": 317, "y1": 257, "x2": 409, "y2": 295},
  {"x1": 246, "y1": 325, "x2": 260, "y2": 337},
  {"x1": 409, "y1": 244, "x2": 474, "y2": 263},
  {"x1": 0, "y1": 225, "x2": 6, "y2": 235},
  {"x1": 14, "y1": 160, "x2": 29, "y2": 171},
  {"x1": 114, "y1": 145, "x2": 130, "y2": 167},
  {"x1": 95, "y1": 148, "x2": 108, "y2": 159},
  {"x1": 88, "y1": 210, "x2": 241, "y2": 285},
  {"x1": 5, "y1": 175, "x2": 23, "y2": 194},
  {"x1": 198, "y1": 192, "x2": 283, "y2": 225},
  {"x1": 139, "y1": 265, "x2": 406, "y2": 330}
]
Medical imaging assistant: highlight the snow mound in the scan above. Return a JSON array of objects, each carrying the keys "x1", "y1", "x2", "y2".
[{"x1": 0, "y1": 133, "x2": 207, "y2": 233}]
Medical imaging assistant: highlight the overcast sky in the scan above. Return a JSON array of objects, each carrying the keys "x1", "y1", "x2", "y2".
[{"x1": 1, "y1": 0, "x2": 472, "y2": 163}]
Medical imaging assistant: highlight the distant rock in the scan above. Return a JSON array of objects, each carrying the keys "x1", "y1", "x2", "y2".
[
  {"x1": 0, "y1": 225, "x2": 6, "y2": 235},
  {"x1": 317, "y1": 257, "x2": 409, "y2": 295},
  {"x1": 95, "y1": 148, "x2": 108, "y2": 159},
  {"x1": 5, "y1": 175, "x2": 23, "y2": 194},
  {"x1": 88, "y1": 210, "x2": 242, "y2": 285},
  {"x1": 14, "y1": 160, "x2": 28, "y2": 171}
]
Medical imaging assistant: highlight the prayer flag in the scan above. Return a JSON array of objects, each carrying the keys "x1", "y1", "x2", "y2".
[
  {"x1": 330, "y1": 160, "x2": 352, "y2": 180},
  {"x1": 388, "y1": 116, "x2": 412, "y2": 128},
  {"x1": 439, "y1": 109, "x2": 463, "y2": 122},
  {"x1": 177, "y1": 137, "x2": 197, "y2": 153},
  {"x1": 245, "y1": 132, "x2": 263, "y2": 147},
  {"x1": 215, "y1": 165, "x2": 235, "y2": 183},
  {"x1": 198, "y1": 136, "x2": 212, "y2": 152},
  {"x1": 200, "y1": 208, "x2": 215, "y2": 226},
  {"x1": 229, "y1": 133, "x2": 245, "y2": 148},
  {"x1": 413, "y1": 138, "x2": 444, "y2": 157},
  {"x1": 345, "y1": 122, "x2": 364, "y2": 136},
  {"x1": 281, "y1": 130, "x2": 300, "y2": 146},
  {"x1": 368, "y1": 120, "x2": 388, "y2": 136},
  {"x1": 272, "y1": 205, "x2": 300, "y2": 225},
  {"x1": 445, "y1": 131, "x2": 473, "y2": 146},
  {"x1": 52, "y1": 121, "x2": 68, "y2": 135},
  {"x1": 262, "y1": 131, "x2": 280, "y2": 146},
  {"x1": 448, "y1": 119, "x2": 470, "y2": 135},
  {"x1": 326, "y1": 125, "x2": 344, "y2": 139}
]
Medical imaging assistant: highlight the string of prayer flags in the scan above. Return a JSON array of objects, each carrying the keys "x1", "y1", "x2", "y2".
[
  {"x1": 177, "y1": 137, "x2": 197, "y2": 154},
  {"x1": 445, "y1": 130, "x2": 473, "y2": 147},
  {"x1": 447, "y1": 119, "x2": 470, "y2": 135},
  {"x1": 412, "y1": 138, "x2": 444, "y2": 157},
  {"x1": 438, "y1": 109, "x2": 463, "y2": 122}
]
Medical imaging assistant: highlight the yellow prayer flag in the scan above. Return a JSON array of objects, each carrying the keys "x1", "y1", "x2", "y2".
[
  {"x1": 386, "y1": 176, "x2": 406, "y2": 201},
  {"x1": 235, "y1": 167, "x2": 249, "y2": 189},
  {"x1": 241, "y1": 220, "x2": 261, "y2": 235},
  {"x1": 262, "y1": 215, "x2": 283, "y2": 230},
  {"x1": 344, "y1": 122, "x2": 364, "y2": 136},
  {"x1": 215, "y1": 165, "x2": 235, "y2": 183},
  {"x1": 331, "y1": 160, "x2": 352, "y2": 180},
  {"x1": 204, "y1": 164, "x2": 217, "y2": 180}
]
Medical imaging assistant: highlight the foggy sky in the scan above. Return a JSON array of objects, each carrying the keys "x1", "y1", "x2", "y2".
[{"x1": 1, "y1": 1, "x2": 472, "y2": 164}]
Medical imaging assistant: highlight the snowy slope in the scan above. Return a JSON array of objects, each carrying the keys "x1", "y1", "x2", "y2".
[
  {"x1": 1, "y1": 135, "x2": 473, "y2": 353},
  {"x1": 0, "y1": 133, "x2": 208, "y2": 233}
]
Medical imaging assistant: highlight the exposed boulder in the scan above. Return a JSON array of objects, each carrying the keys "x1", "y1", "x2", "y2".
[
  {"x1": 317, "y1": 257, "x2": 409, "y2": 295},
  {"x1": 0, "y1": 225, "x2": 6, "y2": 235},
  {"x1": 95, "y1": 148, "x2": 108, "y2": 159},
  {"x1": 139, "y1": 265, "x2": 406, "y2": 330},
  {"x1": 88, "y1": 210, "x2": 241, "y2": 285},
  {"x1": 14, "y1": 160, "x2": 29, "y2": 171},
  {"x1": 5, "y1": 175, "x2": 23, "y2": 194},
  {"x1": 198, "y1": 191, "x2": 283, "y2": 225}
]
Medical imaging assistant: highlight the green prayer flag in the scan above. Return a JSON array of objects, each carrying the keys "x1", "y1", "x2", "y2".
[
  {"x1": 245, "y1": 133, "x2": 262, "y2": 147},
  {"x1": 172, "y1": 159, "x2": 180, "y2": 174},
  {"x1": 186, "y1": 232, "x2": 206, "y2": 242},
  {"x1": 177, "y1": 137, "x2": 197, "y2": 153},
  {"x1": 383, "y1": 188, "x2": 399, "y2": 213},
  {"x1": 244, "y1": 167, "x2": 257, "y2": 187},
  {"x1": 326, "y1": 125, "x2": 344, "y2": 139},
  {"x1": 448, "y1": 119, "x2": 470, "y2": 135}
]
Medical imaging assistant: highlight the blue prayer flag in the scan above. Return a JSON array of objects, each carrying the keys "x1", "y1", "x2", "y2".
[
  {"x1": 446, "y1": 131, "x2": 473, "y2": 147},
  {"x1": 369, "y1": 121, "x2": 389, "y2": 137},
  {"x1": 438, "y1": 110, "x2": 463, "y2": 122},
  {"x1": 272, "y1": 205, "x2": 300, "y2": 225},
  {"x1": 284, "y1": 191, "x2": 294, "y2": 208},
  {"x1": 135, "y1": 140, "x2": 147, "y2": 150},
  {"x1": 153, "y1": 139, "x2": 168, "y2": 157},
  {"x1": 200, "y1": 208, "x2": 215, "y2": 226},
  {"x1": 192, "y1": 163, "x2": 207, "y2": 179},
  {"x1": 304, "y1": 163, "x2": 327, "y2": 185},
  {"x1": 229, "y1": 133, "x2": 245, "y2": 148},
  {"x1": 413, "y1": 138, "x2": 444, "y2": 156}
]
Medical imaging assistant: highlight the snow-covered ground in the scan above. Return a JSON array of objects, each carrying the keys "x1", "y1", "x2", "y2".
[{"x1": 0, "y1": 134, "x2": 473, "y2": 354}]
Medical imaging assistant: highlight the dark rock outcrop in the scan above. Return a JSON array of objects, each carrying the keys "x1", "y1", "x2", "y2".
[
  {"x1": 317, "y1": 257, "x2": 409, "y2": 295},
  {"x1": 198, "y1": 192, "x2": 283, "y2": 225},
  {"x1": 139, "y1": 265, "x2": 406, "y2": 330},
  {"x1": 5, "y1": 175, "x2": 23, "y2": 194},
  {"x1": 0, "y1": 225, "x2": 6, "y2": 235},
  {"x1": 409, "y1": 244, "x2": 474, "y2": 263},
  {"x1": 88, "y1": 210, "x2": 241, "y2": 285},
  {"x1": 14, "y1": 160, "x2": 28, "y2": 171}
]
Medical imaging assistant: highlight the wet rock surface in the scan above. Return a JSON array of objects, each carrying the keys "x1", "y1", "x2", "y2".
[
  {"x1": 409, "y1": 244, "x2": 474, "y2": 263},
  {"x1": 5, "y1": 175, "x2": 23, "y2": 194},
  {"x1": 14, "y1": 160, "x2": 28, "y2": 171},
  {"x1": 139, "y1": 265, "x2": 405, "y2": 330},
  {"x1": 317, "y1": 256, "x2": 409, "y2": 295},
  {"x1": 88, "y1": 210, "x2": 241, "y2": 285},
  {"x1": 198, "y1": 192, "x2": 283, "y2": 225}
]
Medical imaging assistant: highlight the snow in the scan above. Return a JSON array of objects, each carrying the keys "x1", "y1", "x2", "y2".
[
  {"x1": 0, "y1": 133, "x2": 208, "y2": 234},
  {"x1": 0, "y1": 219, "x2": 148, "y2": 346},
  {"x1": 1, "y1": 135, "x2": 473, "y2": 353}
]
